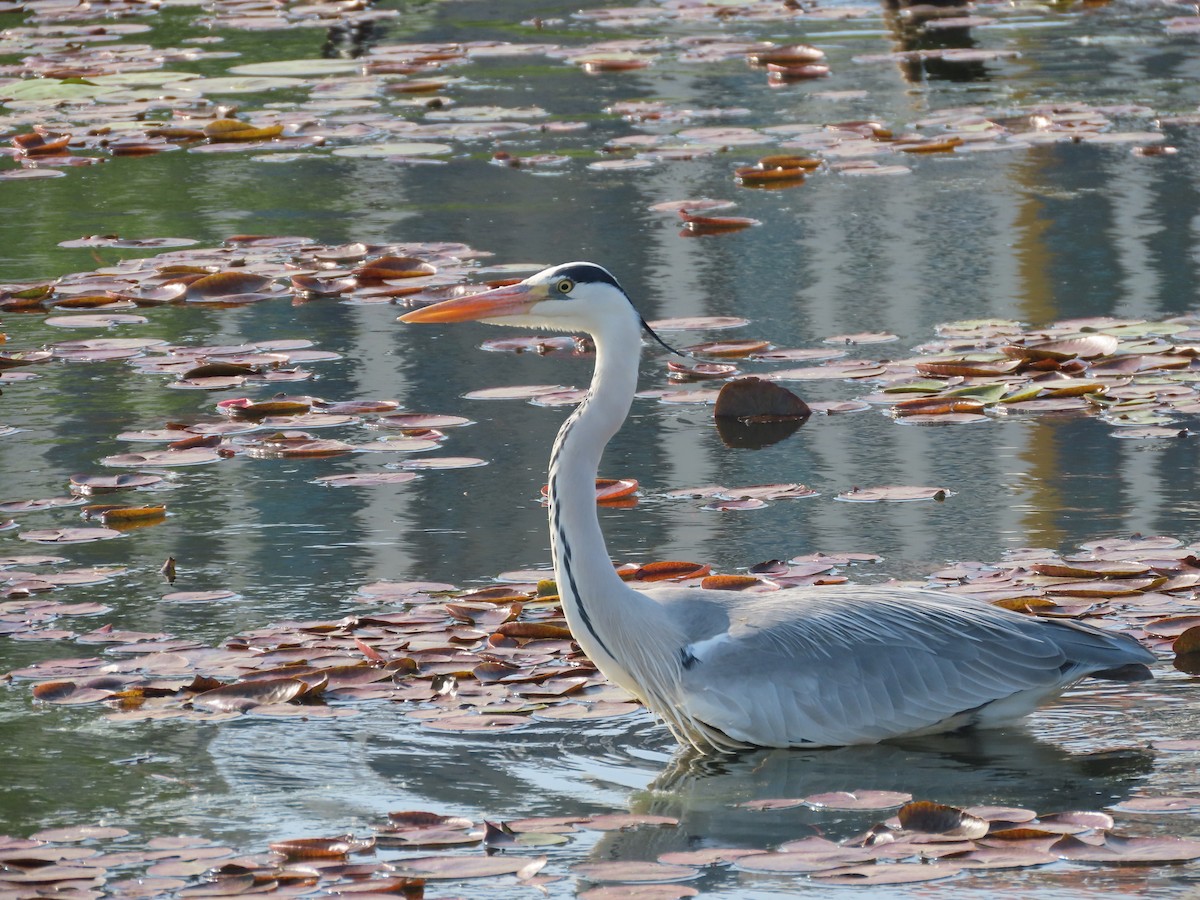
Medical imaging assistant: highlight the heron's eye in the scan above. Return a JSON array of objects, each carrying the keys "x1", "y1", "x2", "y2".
[{"x1": 555, "y1": 278, "x2": 574, "y2": 295}]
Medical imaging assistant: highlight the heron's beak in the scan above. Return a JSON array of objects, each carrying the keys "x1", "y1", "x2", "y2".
[{"x1": 398, "y1": 281, "x2": 543, "y2": 324}]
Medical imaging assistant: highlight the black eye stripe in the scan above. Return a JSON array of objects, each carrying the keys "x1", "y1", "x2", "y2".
[{"x1": 549, "y1": 263, "x2": 623, "y2": 292}]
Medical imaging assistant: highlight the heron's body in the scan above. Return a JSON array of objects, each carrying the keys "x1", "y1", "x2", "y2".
[{"x1": 401, "y1": 262, "x2": 1154, "y2": 754}]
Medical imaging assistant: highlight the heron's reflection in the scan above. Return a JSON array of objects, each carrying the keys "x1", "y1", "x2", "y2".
[
  {"x1": 881, "y1": 0, "x2": 991, "y2": 84},
  {"x1": 589, "y1": 730, "x2": 1153, "y2": 859}
]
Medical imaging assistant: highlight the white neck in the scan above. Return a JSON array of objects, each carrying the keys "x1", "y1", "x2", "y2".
[{"x1": 545, "y1": 309, "x2": 683, "y2": 699}]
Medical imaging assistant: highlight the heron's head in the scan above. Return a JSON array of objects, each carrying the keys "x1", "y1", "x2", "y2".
[{"x1": 398, "y1": 262, "x2": 638, "y2": 333}]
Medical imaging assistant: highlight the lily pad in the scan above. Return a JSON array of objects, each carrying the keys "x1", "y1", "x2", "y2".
[
  {"x1": 228, "y1": 59, "x2": 363, "y2": 76},
  {"x1": 332, "y1": 142, "x2": 454, "y2": 158}
]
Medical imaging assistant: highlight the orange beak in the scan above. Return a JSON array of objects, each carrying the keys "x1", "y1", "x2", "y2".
[{"x1": 397, "y1": 281, "x2": 541, "y2": 324}]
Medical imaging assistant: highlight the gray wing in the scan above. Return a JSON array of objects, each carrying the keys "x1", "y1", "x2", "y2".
[{"x1": 669, "y1": 585, "x2": 1151, "y2": 748}]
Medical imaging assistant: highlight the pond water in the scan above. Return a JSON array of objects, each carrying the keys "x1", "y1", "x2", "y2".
[{"x1": 1, "y1": 0, "x2": 1199, "y2": 895}]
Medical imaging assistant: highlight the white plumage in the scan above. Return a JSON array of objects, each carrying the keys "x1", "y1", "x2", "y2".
[{"x1": 400, "y1": 262, "x2": 1154, "y2": 754}]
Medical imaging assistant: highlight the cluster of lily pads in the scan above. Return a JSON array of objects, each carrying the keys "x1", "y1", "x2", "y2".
[
  {"x1": 0, "y1": 230, "x2": 1198, "y2": 550},
  {"x1": 4, "y1": 765, "x2": 1200, "y2": 896},
  {"x1": 4, "y1": 234, "x2": 1198, "y2": 431},
  {"x1": 7, "y1": 524, "x2": 1200, "y2": 890},
  {"x1": 0, "y1": 0, "x2": 1189, "y2": 185},
  {"x1": 5, "y1": 531, "x2": 1199, "y2": 720},
  {"x1": 3, "y1": 233, "x2": 1200, "y2": 890}
]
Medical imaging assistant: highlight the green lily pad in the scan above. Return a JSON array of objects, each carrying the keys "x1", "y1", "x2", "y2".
[
  {"x1": 0, "y1": 80, "x2": 119, "y2": 102},
  {"x1": 942, "y1": 383, "x2": 1009, "y2": 403},
  {"x1": 1098, "y1": 321, "x2": 1190, "y2": 338},
  {"x1": 1001, "y1": 385, "x2": 1046, "y2": 403}
]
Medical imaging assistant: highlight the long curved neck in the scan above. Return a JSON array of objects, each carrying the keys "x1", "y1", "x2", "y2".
[{"x1": 546, "y1": 311, "x2": 679, "y2": 692}]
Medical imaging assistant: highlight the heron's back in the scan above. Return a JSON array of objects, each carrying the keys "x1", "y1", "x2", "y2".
[{"x1": 640, "y1": 583, "x2": 1153, "y2": 750}]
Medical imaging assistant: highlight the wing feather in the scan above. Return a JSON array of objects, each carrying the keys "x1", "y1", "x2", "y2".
[{"x1": 673, "y1": 584, "x2": 1136, "y2": 748}]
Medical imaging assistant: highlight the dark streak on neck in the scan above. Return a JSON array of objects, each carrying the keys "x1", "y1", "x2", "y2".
[{"x1": 548, "y1": 402, "x2": 617, "y2": 663}]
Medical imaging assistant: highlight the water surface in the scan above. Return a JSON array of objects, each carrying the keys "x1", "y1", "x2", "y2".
[{"x1": 1, "y1": 0, "x2": 1198, "y2": 895}]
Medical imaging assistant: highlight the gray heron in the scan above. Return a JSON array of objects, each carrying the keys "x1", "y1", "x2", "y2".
[{"x1": 400, "y1": 262, "x2": 1155, "y2": 754}]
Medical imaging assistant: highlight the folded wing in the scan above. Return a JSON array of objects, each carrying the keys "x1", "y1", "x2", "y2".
[{"x1": 675, "y1": 586, "x2": 1152, "y2": 748}]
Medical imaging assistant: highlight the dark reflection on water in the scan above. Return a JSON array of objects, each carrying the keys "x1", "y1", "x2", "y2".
[{"x1": 613, "y1": 733, "x2": 1153, "y2": 847}]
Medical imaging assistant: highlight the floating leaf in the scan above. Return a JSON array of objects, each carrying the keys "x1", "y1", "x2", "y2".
[
  {"x1": 69, "y1": 473, "x2": 163, "y2": 494},
  {"x1": 677, "y1": 209, "x2": 760, "y2": 234},
  {"x1": 0, "y1": 497, "x2": 84, "y2": 514},
  {"x1": 421, "y1": 714, "x2": 528, "y2": 732},
  {"x1": 573, "y1": 861, "x2": 700, "y2": 883},
  {"x1": 203, "y1": 119, "x2": 284, "y2": 142},
  {"x1": 44, "y1": 314, "x2": 149, "y2": 328},
  {"x1": 394, "y1": 855, "x2": 534, "y2": 878},
  {"x1": 0, "y1": 350, "x2": 53, "y2": 369},
  {"x1": 766, "y1": 63, "x2": 832, "y2": 81},
  {"x1": 583, "y1": 814, "x2": 678, "y2": 832},
  {"x1": 268, "y1": 836, "x2": 372, "y2": 859},
  {"x1": 736, "y1": 840, "x2": 872, "y2": 873},
  {"x1": 31, "y1": 825, "x2": 131, "y2": 843},
  {"x1": 898, "y1": 801, "x2": 989, "y2": 839},
  {"x1": 659, "y1": 848, "x2": 766, "y2": 866},
  {"x1": 32, "y1": 681, "x2": 116, "y2": 705},
  {"x1": 1112, "y1": 796, "x2": 1200, "y2": 813},
  {"x1": 1053, "y1": 833, "x2": 1200, "y2": 864},
  {"x1": 812, "y1": 863, "x2": 962, "y2": 884},
  {"x1": 716, "y1": 484, "x2": 817, "y2": 501},
  {"x1": 684, "y1": 340, "x2": 771, "y2": 358},
  {"x1": 192, "y1": 677, "x2": 309, "y2": 712},
  {"x1": 1003, "y1": 334, "x2": 1119, "y2": 361},
  {"x1": 915, "y1": 359, "x2": 1020, "y2": 377},
  {"x1": 185, "y1": 271, "x2": 275, "y2": 300},
  {"x1": 92, "y1": 505, "x2": 167, "y2": 524},
  {"x1": 1173, "y1": 626, "x2": 1200, "y2": 655},
  {"x1": 702, "y1": 498, "x2": 768, "y2": 511},
  {"x1": 735, "y1": 164, "x2": 807, "y2": 187},
  {"x1": 463, "y1": 384, "x2": 568, "y2": 401},
  {"x1": 700, "y1": 574, "x2": 764, "y2": 591},
  {"x1": 397, "y1": 457, "x2": 487, "y2": 470},
  {"x1": 578, "y1": 55, "x2": 653, "y2": 73},
  {"x1": 836, "y1": 486, "x2": 951, "y2": 502},
  {"x1": 893, "y1": 397, "x2": 986, "y2": 417},
  {"x1": 804, "y1": 790, "x2": 913, "y2": 810},
  {"x1": 534, "y1": 701, "x2": 640, "y2": 720},
  {"x1": 668, "y1": 361, "x2": 739, "y2": 381},
  {"x1": 332, "y1": 142, "x2": 453, "y2": 158},
  {"x1": 313, "y1": 473, "x2": 419, "y2": 487},
  {"x1": 19, "y1": 527, "x2": 122, "y2": 544},
  {"x1": 102, "y1": 449, "x2": 223, "y2": 467},
  {"x1": 596, "y1": 478, "x2": 639, "y2": 502},
  {"x1": 747, "y1": 44, "x2": 826, "y2": 65},
  {"x1": 217, "y1": 397, "x2": 311, "y2": 419},
  {"x1": 649, "y1": 315, "x2": 748, "y2": 331},
  {"x1": 896, "y1": 136, "x2": 963, "y2": 153},
  {"x1": 386, "y1": 811, "x2": 474, "y2": 830},
  {"x1": 631, "y1": 561, "x2": 710, "y2": 582},
  {"x1": 353, "y1": 256, "x2": 438, "y2": 281},
  {"x1": 714, "y1": 377, "x2": 809, "y2": 420}
]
